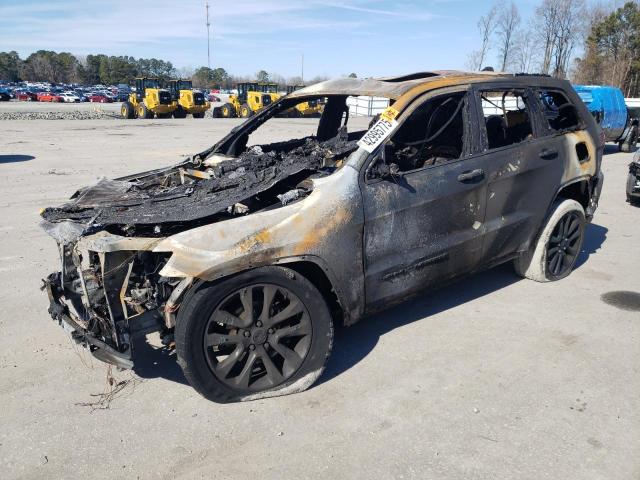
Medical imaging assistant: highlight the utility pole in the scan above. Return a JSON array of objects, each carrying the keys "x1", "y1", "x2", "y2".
[
  {"x1": 301, "y1": 52, "x2": 304, "y2": 84},
  {"x1": 206, "y1": 2, "x2": 211, "y2": 70}
]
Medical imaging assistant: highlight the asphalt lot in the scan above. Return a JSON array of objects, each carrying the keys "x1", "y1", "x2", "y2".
[{"x1": 0, "y1": 110, "x2": 639, "y2": 479}]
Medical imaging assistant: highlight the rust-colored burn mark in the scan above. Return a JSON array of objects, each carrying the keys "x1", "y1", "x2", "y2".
[
  {"x1": 294, "y1": 206, "x2": 350, "y2": 254},
  {"x1": 237, "y1": 228, "x2": 273, "y2": 253}
]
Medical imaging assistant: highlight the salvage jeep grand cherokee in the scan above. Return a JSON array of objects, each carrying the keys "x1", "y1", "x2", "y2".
[{"x1": 42, "y1": 71, "x2": 603, "y2": 402}]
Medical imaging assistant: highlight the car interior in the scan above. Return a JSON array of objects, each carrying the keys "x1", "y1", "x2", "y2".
[
  {"x1": 481, "y1": 90, "x2": 534, "y2": 149},
  {"x1": 388, "y1": 92, "x2": 467, "y2": 172}
]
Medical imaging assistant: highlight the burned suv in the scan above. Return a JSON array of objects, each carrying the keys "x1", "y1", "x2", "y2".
[{"x1": 42, "y1": 71, "x2": 603, "y2": 402}]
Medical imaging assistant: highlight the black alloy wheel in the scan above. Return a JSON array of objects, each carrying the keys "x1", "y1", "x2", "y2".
[
  {"x1": 546, "y1": 211, "x2": 583, "y2": 278},
  {"x1": 203, "y1": 283, "x2": 312, "y2": 391}
]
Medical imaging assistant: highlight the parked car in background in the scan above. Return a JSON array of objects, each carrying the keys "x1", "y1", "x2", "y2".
[
  {"x1": 573, "y1": 85, "x2": 638, "y2": 152},
  {"x1": 37, "y1": 92, "x2": 64, "y2": 102},
  {"x1": 60, "y1": 92, "x2": 81, "y2": 103},
  {"x1": 0, "y1": 88, "x2": 11, "y2": 101},
  {"x1": 87, "y1": 93, "x2": 112, "y2": 103},
  {"x1": 16, "y1": 91, "x2": 38, "y2": 101}
]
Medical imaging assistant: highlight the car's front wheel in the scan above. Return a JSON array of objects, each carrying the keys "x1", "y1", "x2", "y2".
[
  {"x1": 175, "y1": 266, "x2": 334, "y2": 403},
  {"x1": 514, "y1": 199, "x2": 586, "y2": 282}
]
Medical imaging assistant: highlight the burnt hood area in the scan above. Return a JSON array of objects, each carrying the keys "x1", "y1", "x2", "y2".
[{"x1": 41, "y1": 129, "x2": 360, "y2": 238}]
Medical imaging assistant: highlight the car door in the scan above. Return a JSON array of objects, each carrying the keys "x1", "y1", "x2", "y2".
[
  {"x1": 472, "y1": 86, "x2": 565, "y2": 263},
  {"x1": 360, "y1": 88, "x2": 492, "y2": 310}
]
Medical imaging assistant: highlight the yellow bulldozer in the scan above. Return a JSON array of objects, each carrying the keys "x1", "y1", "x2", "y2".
[
  {"x1": 166, "y1": 79, "x2": 210, "y2": 118},
  {"x1": 216, "y1": 82, "x2": 281, "y2": 118},
  {"x1": 285, "y1": 85, "x2": 324, "y2": 117},
  {"x1": 121, "y1": 77, "x2": 176, "y2": 119}
]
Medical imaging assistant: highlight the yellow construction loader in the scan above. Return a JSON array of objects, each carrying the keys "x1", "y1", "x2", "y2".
[
  {"x1": 285, "y1": 85, "x2": 323, "y2": 117},
  {"x1": 216, "y1": 82, "x2": 280, "y2": 118},
  {"x1": 121, "y1": 78, "x2": 176, "y2": 119},
  {"x1": 167, "y1": 79, "x2": 210, "y2": 118}
]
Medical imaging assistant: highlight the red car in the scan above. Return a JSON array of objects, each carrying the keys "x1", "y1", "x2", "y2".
[
  {"x1": 87, "y1": 94, "x2": 113, "y2": 103},
  {"x1": 37, "y1": 92, "x2": 64, "y2": 102},
  {"x1": 16, "y1": 91, "x2": 38, "y2": 101}
]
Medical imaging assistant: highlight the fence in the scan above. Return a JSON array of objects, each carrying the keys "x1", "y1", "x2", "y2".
[{"x1": 346, "y1": 96, "x2": 390, "y2": 117}]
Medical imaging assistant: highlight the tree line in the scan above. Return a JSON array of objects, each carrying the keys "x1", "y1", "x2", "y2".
[
  {"x1": 0, "y1": 50, "x2": 330, "y2": 89},
  {"x1": 468, "y1": 0, "x2": 640, "y2": 97},
  {"x1": 0, "y1": 50, "x2": 175, "y2": 85}
]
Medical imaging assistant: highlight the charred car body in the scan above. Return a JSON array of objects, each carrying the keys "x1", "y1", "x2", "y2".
[{"x1": 42, "y1": 71, "x2": 603, "y2": 402}]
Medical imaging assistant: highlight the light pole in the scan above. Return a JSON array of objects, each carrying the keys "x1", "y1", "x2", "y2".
[{"x1": 206, "y1": 2, "x2": 211, "y2": 70}]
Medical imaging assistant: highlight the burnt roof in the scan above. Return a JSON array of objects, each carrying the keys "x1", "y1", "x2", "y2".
[{"x1": 288, "y1": 70, "x2": 553, "y2": 101}]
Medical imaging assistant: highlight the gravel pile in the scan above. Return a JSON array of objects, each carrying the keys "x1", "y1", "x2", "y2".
[{"x1": 0, "y1": 111, "x2": 119, "y2": 120}]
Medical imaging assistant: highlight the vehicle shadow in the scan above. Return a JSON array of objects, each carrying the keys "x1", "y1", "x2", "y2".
[
  {"x1": 0, "y1": 154, "x2": 35, "y2": 163},
  {"x1": 574, "y1": 222, "x2": 608, "y2": 269},
  {"x1": 318, "y1": 223, "x2": 608, "y2": 387},
  {"x1": 131, "y1": 335, "x2": 188, "y2": 385},
  {"x1": 130, "y1": 223, "x2": 608, "y2": 390}
]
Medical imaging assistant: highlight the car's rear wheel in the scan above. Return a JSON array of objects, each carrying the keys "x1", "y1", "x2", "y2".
[
  {"x1": 192, "y1": 112, "x2": 205, "y2": 118},
  {"x1": 175, "y1": 266, "x2": 333, "y2": 403},
  {"x1": 514, "y1": 199, "x2": 586, "y2": 282}
]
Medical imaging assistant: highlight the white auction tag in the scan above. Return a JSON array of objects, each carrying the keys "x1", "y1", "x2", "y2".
[{"x1": 357, "y1": 117, "x2": 399, "y2": 153}]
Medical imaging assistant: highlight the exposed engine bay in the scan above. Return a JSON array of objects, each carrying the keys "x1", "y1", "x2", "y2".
[{"x1": 41, "y1": 94, "x2": 364, "y2": 368}]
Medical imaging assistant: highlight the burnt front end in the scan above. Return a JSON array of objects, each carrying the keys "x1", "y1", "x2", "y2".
[{"x1": 42, "y1": 233, "x2": 182, "y2": 369}]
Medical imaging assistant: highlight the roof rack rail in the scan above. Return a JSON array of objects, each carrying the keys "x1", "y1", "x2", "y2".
[
  {"x1": 514, "y1": 72, "x2": 552, "y2": 77},
  {"x1": 380, "y1": 72, "x2": 440, "y2": 83}
]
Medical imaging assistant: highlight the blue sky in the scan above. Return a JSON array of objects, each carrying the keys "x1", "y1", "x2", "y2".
[{"x1": 0, "y1": 0, "x2": 543, "y2": 79}]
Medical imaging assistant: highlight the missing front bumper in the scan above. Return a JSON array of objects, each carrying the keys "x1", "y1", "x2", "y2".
[{"x1": 43, "y1": 274, "x2": 134, "y2": 370}]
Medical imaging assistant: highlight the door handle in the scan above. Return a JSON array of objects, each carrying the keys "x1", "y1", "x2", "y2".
[
  {"x1": 539, "y1": 148, "x2": 558, "y2": 159},
  {"x1": 457, "y1": 169, "x2": 485, "y2": 182}
]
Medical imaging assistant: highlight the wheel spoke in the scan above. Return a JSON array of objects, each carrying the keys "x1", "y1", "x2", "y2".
[
  {"x1": 566, "y1": 217, "x2": 579, "y2": 236},
  {"x1": 548, "y1": 246, "x2": 560, "y2": 256},
  {"x1": 215, "y1": 310, "x2": 248, "y2": 329},
  {"x1": 256, "y1": 346, "x2": 284, "y2": 385},
  {"x1": 259, "y1": 285, "x2": 277, "y2": 322},
  {"x1": 272, "y1": 317, "x2": 312, "y2": 341},
  {"x1": 567, "y1": 229, "x2": 581, "y2": 243},
  {"x1": 215, "y1": 344, "x2": 246, "y2": 378},
  {"x1": 550, "y1": 252, "x2": 562, "y2": 274},
  {"x1": 205, "y1": 332, "x2": 240, "y2": 347},
  {"x1": 271, "y1": 341, "x2": 302, "y2": 375},
  {"x1": 239, "y1": 287, "x2": 254, "y2": 323},
  {"x1": 263, "y1": 297, "x2": 304, "y2": 328},
  {"x1": 233, "y1": 350, "x2": 258, "y2": 388}
]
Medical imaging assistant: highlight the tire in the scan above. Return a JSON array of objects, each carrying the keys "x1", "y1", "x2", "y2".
[
  {"x1": 514, "y1": 199, "x2": 586, "y2": 282},
  {"x1": 192, "y1": 112, "x2": 205, "y2": 118},
  {"x1": 627, "y1": 172, "x2": 640, "y2": 205},
  {"x1": 173, "y1": 106, "x2": 187, "y2": 119},
  {"x1": 175, "y1": 266, "x2": 334, "y2": 403},
  {"x1": 220, "y1": 102, "x2": 236, "y2": 118},
  {"x1": 620, "y1": 125, "x2": 638, "y2": 153},
  {"x1": 121, "y1": 101, "x2": 134, "y2": 119},
  {"x1": 240, "y1": 103, "x2": 253, "y2": 118},
  {"x1": 137, "y1": 103, "x2": 154, "y2": 119}
]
